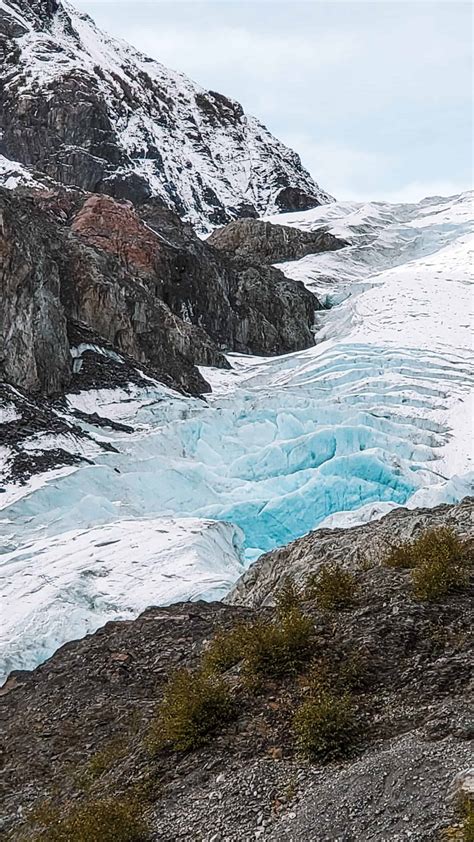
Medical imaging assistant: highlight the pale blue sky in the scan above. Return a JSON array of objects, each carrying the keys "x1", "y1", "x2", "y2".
[{"x1": 74, "y1": 0, "x2": 473, "y2": 202}]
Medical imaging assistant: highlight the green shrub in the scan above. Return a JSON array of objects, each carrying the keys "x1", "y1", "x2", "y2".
[
  {"x1": 306, "y1": 562, "x2": 358, "y2": 610},
  {"x1": 147, "y1": 667, "x2": 235, "y2": 753},
  {"x1": 78, "y1": 738, "x2": 128, "y2": 786},
  {"x1": 29, "y1": 796, "x2": 150, "y2": 842},
  {"x1": 380, "y1": 526, "x2": 471, "y2": 601},
  {"x1": 308, "y1": 649, "x2": 371, "y2": 695},
  {"x1": 462, "y1": 799, "x2": 474, "y2": 842},
  {"x1": 293, "y1": 690, "x2": 358, "y2": 761},
  {"x1": 243, "y1": 609, "x2": 314, "y2": 678},
  {"x1": 383, "y1": 526, "x2": 467, "y2": 570},
  {"x1": 275, "y1": 577, "x2": 303, "y2": 615},
  {"x1": 412, "y1": 551, "x2": 470, "y2": 602},
  {"x1": 202, "y1": 609, "x2": 314, "y2": 680},
  {"x1": 442, "y1": 797, "x2": 474, "y2": 841},
  {"x1": 201, "y1": 623, "x2": 250, "y2": 674}
]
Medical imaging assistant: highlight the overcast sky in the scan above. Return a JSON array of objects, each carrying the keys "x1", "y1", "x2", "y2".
[{"x1": 74, "y1": 0, "x2": 473, "y2": 202}]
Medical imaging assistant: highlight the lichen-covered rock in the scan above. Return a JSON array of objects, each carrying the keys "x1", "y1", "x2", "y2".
[{"x1": 226, "y1": 498, "x2": 474, "y2": 607}]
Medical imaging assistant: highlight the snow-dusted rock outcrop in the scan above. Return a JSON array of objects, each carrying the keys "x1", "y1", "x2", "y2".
[{"x1": 0, "y1": 0, "x2": 332, "y2": 229}]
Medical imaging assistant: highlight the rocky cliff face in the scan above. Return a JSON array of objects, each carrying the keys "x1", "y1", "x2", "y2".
[
  {"x1": 0, "y1": 189, "x2": 223, "y2": 396},
  {"x1": 1, "y1": 499, "x2": 472, "y2": 840},
  {"x1": 0, "y1": 0, "x2": 333, "y2": 230},
  {"x1": 0, "y1": 187, "x2": 328, "y2": 397},
  {"x1": 71, "y1": 193, "x2": 324, "y2": 357}
]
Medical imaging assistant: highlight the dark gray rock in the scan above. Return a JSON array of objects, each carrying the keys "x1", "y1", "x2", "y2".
[
  {"x1": 207, "y1": 218, "x2": 348, "y2": 264},
  {"x1": 276, "y1": 185, "x2": 326, "y2": 212},
  {"x1": 0, "y1": 194, "x2": 71, "y2": 394},
  {"x1": 0, "y1": 189, "x2": 222, "y2": 396},
  {"x1": 0, "y1": 188, "x2": 321, "y2": 397},
  {"x1": 70, "y1": 192, "x2": 321, "y2": 359}
]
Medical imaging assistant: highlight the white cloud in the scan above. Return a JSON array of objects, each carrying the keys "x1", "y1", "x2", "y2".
[
  {"x1": 277, "y1": 134, "x2": 391, "y2": 197},
  {"x1": 127, "y1": 24, "x2": 357, "y2": 87},
  {"x1": 277, "y1": 134, "x2": 472, "y2": 202}
]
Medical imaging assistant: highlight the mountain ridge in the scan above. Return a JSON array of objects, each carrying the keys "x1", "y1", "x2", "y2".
[{"x1": 0, "y1": 0, "x2": 333, "y2": 229}]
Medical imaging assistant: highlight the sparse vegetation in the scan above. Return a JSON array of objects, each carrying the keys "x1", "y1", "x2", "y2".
[
  {"x1": 201, "y1": 622, "x2": 250, "y2": 674},
  {"x1": 293, "y1": 689, "x2": 358, "y2": 761},
  {"x1": 305, "y1": 562, "x2": 358, "y2": 610},
  {"x1": 383, "y1": 527, "x2": 467, "y2": 570},
  {"x1": 463, "y1": 799, "x2": 474, "y2": 842},
  {"x1": 412, "y1": 549, "x2": 470, "y2": 601},
  {"x1": 203, "y1": 608, "x2": 314, "y2": 679},
  {"x1": 307, "y1": 648, "x2": 371, "y2": 695},
  {"x1": 29, "y1": 796, "x2": 150, "y2": 842},
  {"x1": 78, "y1": 738, "x2": 128, "y2": 786},
  {"x1": 380, "y1": 526, "x2": 471, "y2": 601},
  {"x1": 275, "y1": 576, "x2": 303, "y2": 614},
  {"x1": 244, "y1": 609, "x2": 314, "y2": 677},
  {"x1": 147, "y1": 667, "x2": 236, "y2": 753},
  {"x1": 442, "y1": 796, "x2": 474, "y2": 841}
]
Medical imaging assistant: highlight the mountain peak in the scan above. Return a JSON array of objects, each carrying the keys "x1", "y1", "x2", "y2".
[{"x1": 0, "y1": 0, "x2": 333, "y2": 229}]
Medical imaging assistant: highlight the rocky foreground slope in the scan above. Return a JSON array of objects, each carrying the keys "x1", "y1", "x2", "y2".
[
  {"x1": 0, "y1": 0, "x2": 332, "y2": 229},
  {"x1": 1, "y1": 498, "x2": 472, "y2": 841}
]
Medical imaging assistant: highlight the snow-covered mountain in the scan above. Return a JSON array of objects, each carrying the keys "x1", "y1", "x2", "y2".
[
  {"x1": 1, "y1": 190, "x2": 472, "y2": 681},
  {"x1": 0, "y1": 0, "x2": 332, "y2": 228}
]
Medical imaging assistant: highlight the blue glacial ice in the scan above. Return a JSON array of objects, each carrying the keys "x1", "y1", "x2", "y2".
[{"x1": 1, "y1": 191, "x2": 473, "y2": 681}]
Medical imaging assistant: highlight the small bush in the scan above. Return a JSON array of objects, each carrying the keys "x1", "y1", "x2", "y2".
[
  {"x1": 201, "y1": 623, "x2": 250, "y2": 674},
  {"x1": 383, "y1": 527, "x2": 467, "y2": 571},
  {"x1": 148, "y1": 668, "x2": 235, "y2": 753},
  {"x1": 306, "y1": 562, "x2": 358, "y2": 610},
  {"x1": 244, "y1": 609, "x2": 314, "y2": 678},
  {"x1": 462, "y1": 799, "x2": 474, "y2": 842},
  {"x1": 29, "y1": 796, "x2": 150, "y2": 842},
  {"x1": 307, "y1": 649, "x2": 371, "y2": 695},
  {"x1": 380, "y1": 526, "x2": 471, "y2": 601},
  {"x1": 79, "y1": 738, "x2": 128, "y2": 785},
  {"x1": 275, "y1": 577, "x2": 303, "y2": 615},
  {"x1": 203, "y1": 609, "x2": 314, "y2": 680},
  {"x1": 442, "y1": 797, "x2": 474, "y2": 841},
  {"x1": 412, "y1": 552, "x2": 470, "y2": 602},
  {"x1": 294, "y1": 690, "x2": 358, "y2": 761}
]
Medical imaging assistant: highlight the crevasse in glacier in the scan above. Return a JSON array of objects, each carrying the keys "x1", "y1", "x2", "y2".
[{"x1": 1, "y1": 191, "x2": 473, "y2": 681}]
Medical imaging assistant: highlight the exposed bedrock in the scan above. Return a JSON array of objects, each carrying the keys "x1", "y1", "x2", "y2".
[
  {"x1": 70, "y1": 193, "x2": 322, "y2": 356},
  {"x1": 0, "y1": 193, "x2": 71, "y2": 394},
  {"x1": 226, "y1": 497, "x2": 474, "y2": 607},
  {"x1": 0, "y1": 188, "x2": 321, "y2": 397},
  {"x1": 207, "y1": 217, "x2": 348, "y2": 264},
  {"x1": 0, "y1": 189, "x2": 222, "y2": 396}
]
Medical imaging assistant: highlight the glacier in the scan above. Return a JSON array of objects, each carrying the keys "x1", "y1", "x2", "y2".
[{"x1": 1, "y1": 191, "x2": 473, "y2": 682}]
